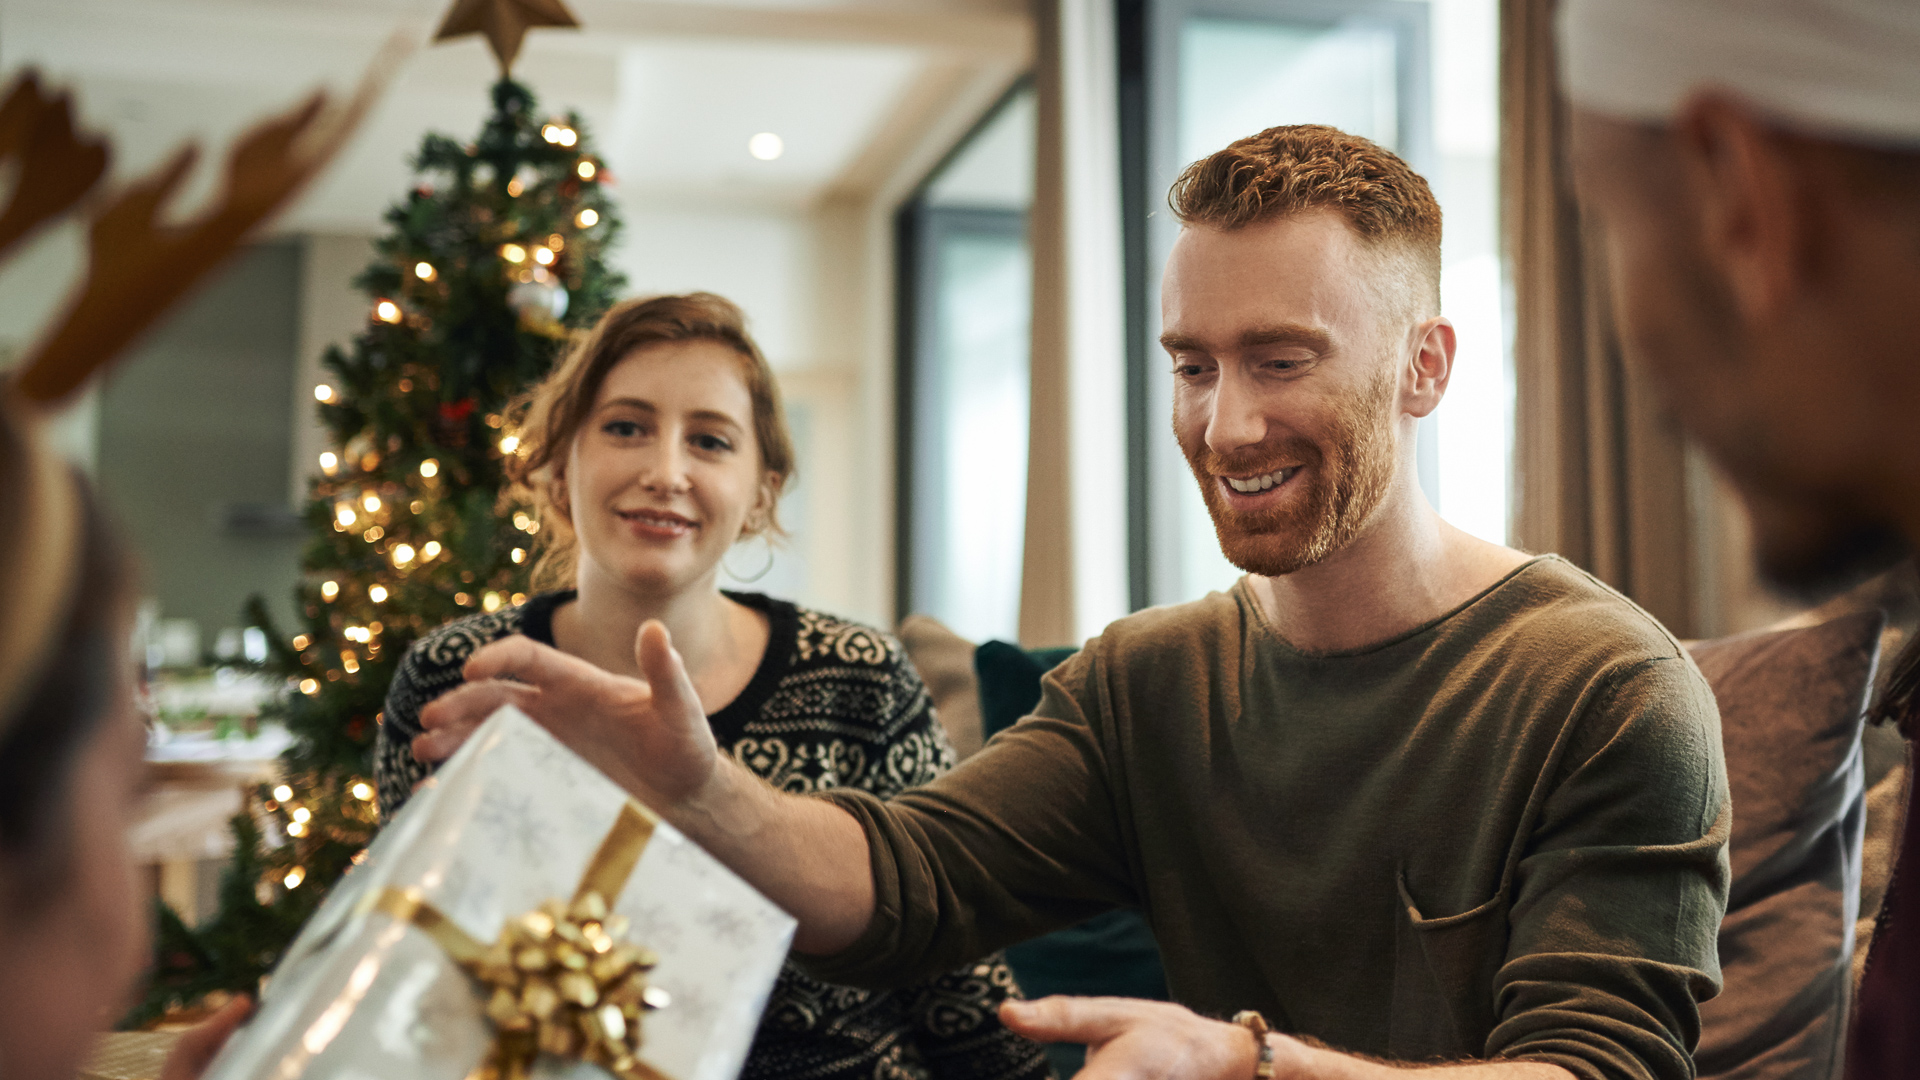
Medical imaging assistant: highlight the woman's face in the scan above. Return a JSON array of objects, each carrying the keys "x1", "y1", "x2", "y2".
[
  {"x1": 0, "y1": 665, "x2": 151, "y2": 1080},
  {"x1": 565, "y1": 340, "x2": 771, "y2": 600}
]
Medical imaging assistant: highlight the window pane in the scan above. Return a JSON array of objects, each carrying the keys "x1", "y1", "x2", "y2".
[
  {"x1": 899, "y1": 88, "x2": 1034, "y2": 639},
  {"x1": 927, "y1": 232, "x2": 1031, "y2": 642},
  {"x1": 1179, "y1": 17, "x2": 1399, "y2": 164}
]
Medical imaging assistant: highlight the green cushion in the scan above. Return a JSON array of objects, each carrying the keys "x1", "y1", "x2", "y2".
[
  {"x1": 973, "y1": 640, "x2": 1170, "y2": 1075},
  {"x1": 975, "y1": 641, "x2": 1078, "y2": 739}
]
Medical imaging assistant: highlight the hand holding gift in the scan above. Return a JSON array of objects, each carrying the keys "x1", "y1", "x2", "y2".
[{"x1": 201, "y1": 707, "x2": 794, "y2": 1080}]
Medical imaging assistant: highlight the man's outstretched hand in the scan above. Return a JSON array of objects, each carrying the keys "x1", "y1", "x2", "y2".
[
  {"x1": 416, "y1": 621, "x2": 720, "y2": 808},
  {"x1": 998, "y1": 998, "x2": 1578, "y2": 1080},
  {"x1": 417, "y1": 617, "x2": 875, "y2": 955},
  {"x1": 1001, "y1": 997, "x2": 1267, "y2": 1080}
]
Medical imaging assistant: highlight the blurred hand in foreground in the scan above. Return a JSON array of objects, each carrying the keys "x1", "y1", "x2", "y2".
[{"x1": 158, "y1": 995, "x2": 253, "y2": 1080}]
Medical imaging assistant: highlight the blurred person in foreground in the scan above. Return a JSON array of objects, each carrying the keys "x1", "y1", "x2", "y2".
[
  {"x1": 376, "y1": 292, "x2": 1050, "y2": 1080},
  {"x1": 0, "y1": 408, "x2": 251, "y2": 1080},
  {"x1": 420, "y1": 132, "x2": 1729, "y2": 1079},
  {"x1": 1557, "y1": 0, "x2": 1920, "y2": 1074}
]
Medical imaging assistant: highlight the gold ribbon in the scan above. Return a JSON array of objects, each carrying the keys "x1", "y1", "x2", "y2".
[{"x1": 366, "y1": 802, "x2": 671, "y2": 1080}]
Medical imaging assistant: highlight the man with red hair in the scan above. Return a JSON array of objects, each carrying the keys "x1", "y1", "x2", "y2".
[{"x1": 421, "y1": 125, "x2": 1728, "y2": 1080}]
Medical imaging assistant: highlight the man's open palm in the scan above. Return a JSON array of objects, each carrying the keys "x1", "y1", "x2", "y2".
[{"x1": 416, "y1": 620, "x2": 719, "y2": 806}]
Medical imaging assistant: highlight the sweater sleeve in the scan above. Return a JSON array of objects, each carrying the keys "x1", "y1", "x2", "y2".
[
  {"x1": 371, "y1": 638, "x2": 439, "y2": 819},
  {"x1": 856, "y1": 642, "x2": 1052, "y2": 1080},
  {"x1": 372, "y1": 612, "x2": 512, "y2": 818},
  {"x1": 798, "y1": 646, "x2": 1136, "y2": 991},
  {"x1": 1490, "y1": 655, "x2": 1731, "y2": 1080}
]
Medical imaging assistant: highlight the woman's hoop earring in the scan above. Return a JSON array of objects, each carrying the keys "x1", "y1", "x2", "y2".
[{"x1": 724, "y1": 535, "x2": 776, "y2": 584}]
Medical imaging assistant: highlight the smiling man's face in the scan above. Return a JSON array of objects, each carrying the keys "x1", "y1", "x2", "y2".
[{"x1": 1162, "y1": 210, "x2": 1413, "y2": 576}]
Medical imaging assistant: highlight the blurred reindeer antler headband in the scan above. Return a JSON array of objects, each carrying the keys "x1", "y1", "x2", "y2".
[{"x1": 0, "y1": 40, "x2": 404, "y2": 731}]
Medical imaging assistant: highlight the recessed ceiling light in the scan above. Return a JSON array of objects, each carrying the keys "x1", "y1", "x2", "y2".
[{"x1": 748, "y1": 132, "x2": 784, "y2": 161}]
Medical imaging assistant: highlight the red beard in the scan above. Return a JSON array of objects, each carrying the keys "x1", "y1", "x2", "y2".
[{"x1": 1182, "y1": 366, "x2": 1400, "y2": 577}]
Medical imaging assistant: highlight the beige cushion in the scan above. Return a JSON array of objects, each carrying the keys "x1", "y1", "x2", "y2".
[
  {"x1": 1689, "y1": 610, "x2": 1884, "y2": 1080},
  {"x1": 898, "y1": 614, "x2": 985, "y2": 759}
]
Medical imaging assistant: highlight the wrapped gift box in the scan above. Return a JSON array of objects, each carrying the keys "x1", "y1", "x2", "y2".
[{"x1": 202, "y1": 705, "x2": 795, "y2": 1080}]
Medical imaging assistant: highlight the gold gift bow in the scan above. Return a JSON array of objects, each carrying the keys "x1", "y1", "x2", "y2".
[{"x1": 365, "y1": 802, "x2": 673, "y2": 1080}]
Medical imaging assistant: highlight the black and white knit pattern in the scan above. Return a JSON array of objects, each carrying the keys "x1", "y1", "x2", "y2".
[{"x1": 374, "y1": 591, "x2": 1051, "y2": 1080}]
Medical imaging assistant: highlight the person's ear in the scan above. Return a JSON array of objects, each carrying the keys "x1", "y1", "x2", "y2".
[
  {"x1": 1401, "y1": 316, "x2": 1455, "y2": 420},
  {"x1": 1673, "y1": 94, "x2": 1812, "y2": 324},
  {"x1": 747, "y1": 473, "x2": 780, "y2": 536}
]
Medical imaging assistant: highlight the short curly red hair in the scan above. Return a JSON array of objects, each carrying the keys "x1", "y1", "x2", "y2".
[{"x1": 1169, "y1": 125, "x2": 1442, "y2": 317}]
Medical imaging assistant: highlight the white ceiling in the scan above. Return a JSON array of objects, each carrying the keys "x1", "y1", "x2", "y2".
[{"x1": 0, "y1": 0, "x2": 1030, "y2": 231}]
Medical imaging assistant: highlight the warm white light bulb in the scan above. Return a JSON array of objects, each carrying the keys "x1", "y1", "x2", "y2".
[
  {"x1": 499, "y1": 435, "x2": 520, "y2": 454},
  {"x1": 320, "y1": 580, "x2": 340, "y2": 600},
  {"x1": 419, "y1": 458, "x2": 439, "y2": 478},
  {"x1": 422, "y1": 540, "x2": 442, "y2": 559},
  {"x1": 273, "y1": 784, "x2": 294, "y2": 802},
  {"x1": 577, "y1": 161, "x2": 596, "y2": 180},
  {"x1": 748, "y1": 132, "x2": 784, "y2": 160},
  {"x1": 392, "y1": 544, "x2": 417, "y2": 567},
  {"x1": 374, "y1": 299, "x2": 402, "y2": 324},
  {"x1": 414, "y1": 261, "x2": 436, "y2": 281},
  {"x1": 500, "y1": 243, "x2": 527, "y2": 264},
  {"x1": 362, "y1": 493, "x2": 381, "y2": 513},
  {"x1": 319, "y1": 451, "x2": 338, "y2": 472},
  {"x1": 284, "y1": 867, "x2": 305, "y2": 888},
  {"x1": 299, "y1": 678, "x2": 319, "y2": 695},
  {"x1": 351, "y1": 782, "x2": 374, "y2": 802},
  {"x1": 533, "y1": 246, "x2": 555, "y2": 265},
  {"x1": 576, "y1": 208, "x2": 599, "y2": 228},
  {"x1": 335, "y1": 505, "x2": 356, "y2": 528},
  {"x1": 314, "y1": 384, "x2": 334, "y2": 402}
]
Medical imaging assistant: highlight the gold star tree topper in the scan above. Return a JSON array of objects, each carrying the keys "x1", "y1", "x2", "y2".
[{"x1": 434, "y1": 0, "x2": 581, "y2": 75}]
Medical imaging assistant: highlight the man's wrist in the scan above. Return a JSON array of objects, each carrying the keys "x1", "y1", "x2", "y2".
[{"x1": 1233, "y1": 1011, "x2": 1275, "y2": 1080}]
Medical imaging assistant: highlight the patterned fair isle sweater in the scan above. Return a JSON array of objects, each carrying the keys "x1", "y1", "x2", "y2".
[{"x1": 374, "y1": 590, "x2": 1052, "y2": 1080}]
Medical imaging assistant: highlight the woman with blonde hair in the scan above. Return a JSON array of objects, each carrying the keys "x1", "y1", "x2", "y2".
[{"x1": 374, "y1": 292, "x2": 1049, "y2": 1080}]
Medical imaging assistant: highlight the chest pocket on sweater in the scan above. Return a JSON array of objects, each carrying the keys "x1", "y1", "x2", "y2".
[{"x1": 1387, "y1": 870, "x2": 1509, "y2": 1061}]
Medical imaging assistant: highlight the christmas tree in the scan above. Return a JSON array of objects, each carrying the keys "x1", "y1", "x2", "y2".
[{"x1": 132, "y1": 76, "x2": 625, "y2": 1024}]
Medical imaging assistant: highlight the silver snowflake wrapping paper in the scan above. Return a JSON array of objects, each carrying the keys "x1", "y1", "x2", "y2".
[{"x1": 201, "y1": 705, "x2": 797, "y2": 1080}]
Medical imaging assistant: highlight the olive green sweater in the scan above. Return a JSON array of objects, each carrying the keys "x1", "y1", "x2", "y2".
[{"x1": 806, "y1": 557, "x2": 1730, "y2": 1080}]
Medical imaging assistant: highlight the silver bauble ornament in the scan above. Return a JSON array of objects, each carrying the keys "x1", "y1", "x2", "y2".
[{"x1": 508, "y1": 279, "x2": 569, "y2": 321}]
